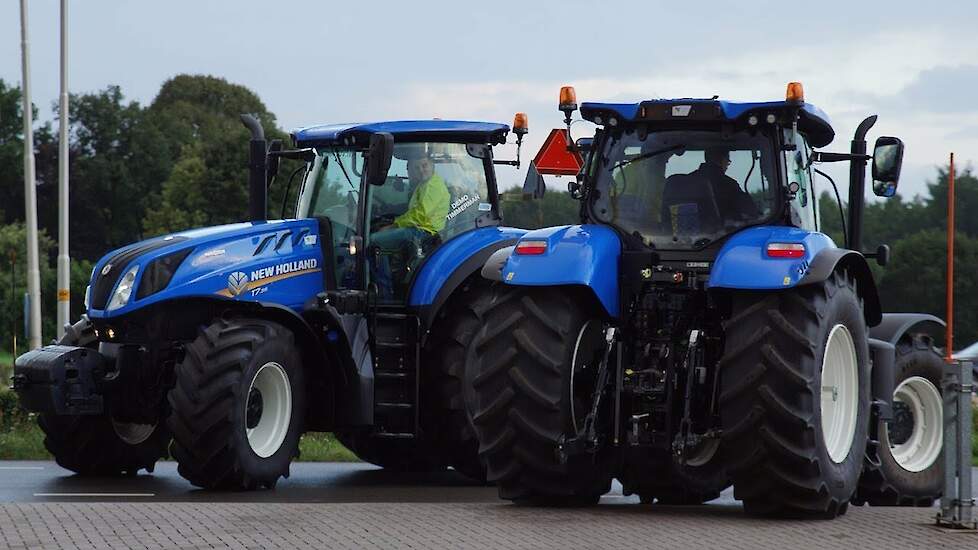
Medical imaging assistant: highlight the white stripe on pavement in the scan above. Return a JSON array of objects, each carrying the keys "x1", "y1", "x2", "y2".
[
  {"x1": 0, "y1": 466, "x2": 44, "y2": 470},
  {"x1": 33, "y1": 493, "x2": 155, "y2": 497}
]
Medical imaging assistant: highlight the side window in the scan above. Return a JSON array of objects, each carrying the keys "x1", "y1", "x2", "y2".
[{"x1": 784, "y1": 130, "x2": 817, "y2": 231}]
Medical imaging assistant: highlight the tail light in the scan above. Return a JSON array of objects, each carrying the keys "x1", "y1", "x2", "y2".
[
  {"x1": 515, "y1": 240, "x2": 548, "y2": 255},
  {"x1": 767, "y1": 243, "x2": 806, "y2": 258}
]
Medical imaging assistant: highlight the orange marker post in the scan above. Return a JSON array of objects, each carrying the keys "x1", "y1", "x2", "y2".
[{"x1": 946, "y1": 152, "x2": 955, "y2": 362}]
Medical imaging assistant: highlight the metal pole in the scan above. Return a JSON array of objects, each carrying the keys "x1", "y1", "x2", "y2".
[
  {"x1": 946, "y1": 153, "x2": 955, "y2": 361},
  {"x1": 19, "y1": 0, "x2": 42, "y2": 350},
  {"x1": 56, "y1": 0, "x2": 70, "y2": 340}
]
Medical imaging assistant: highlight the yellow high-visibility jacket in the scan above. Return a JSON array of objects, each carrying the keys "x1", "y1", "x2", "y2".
[{"x1": 393, "y1": 173, "x2": 450, "y2": 235}]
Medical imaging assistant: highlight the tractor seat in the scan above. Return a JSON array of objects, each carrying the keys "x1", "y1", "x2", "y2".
[{"x1": 661, "y1": 172, "x2": 722, "y2": 235}]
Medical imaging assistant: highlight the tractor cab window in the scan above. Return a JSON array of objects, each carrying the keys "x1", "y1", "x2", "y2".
[
  {"x1": 298, "y1": 148, "x2": 366, "y2": 289},
  {"x1": 783, "y1": 128, "x2": 818, "y2": 231},
  {"x1": 591, "y1": 128, "x2": 778, "y2": 249},
  {"x1": 367, "y1": 142, "x2": 492, "y2": 302}
]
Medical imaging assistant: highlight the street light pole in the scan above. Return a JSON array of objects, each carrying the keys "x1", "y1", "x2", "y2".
[
  {"x1": 56, "y1": 0, "x2": 71, "y2": 339},
  {"x1": 19, "y1": 0, "x2": 43, "y2": 350}
]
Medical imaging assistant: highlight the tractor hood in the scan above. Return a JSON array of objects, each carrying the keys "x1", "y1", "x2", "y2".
[{"x1": 86, "y1": 219, "x2": 325, "y2": 319}]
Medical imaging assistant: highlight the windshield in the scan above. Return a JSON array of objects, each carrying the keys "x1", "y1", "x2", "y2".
[
  {"x1": 297, "y1": 148, "x2": 366, "y2": 288},
  {"x1": 591, "y1": 128, "x2": 779, "y2": 249}
]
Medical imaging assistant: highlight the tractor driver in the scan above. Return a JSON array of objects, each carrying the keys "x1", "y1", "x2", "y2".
[
  {"x1": 692, "y1": 147, "x2": 760, "y2": 222},
  {"x1": 370, "y1": 150, "x2": 451, "y2": 298}
]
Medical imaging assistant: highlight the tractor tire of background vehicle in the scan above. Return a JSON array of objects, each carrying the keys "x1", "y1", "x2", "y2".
[
  {"x1": 37, "y1": 316, "x2": 170, "y2": 476},
  {"x1": 468, "y1": 285, "x2": 613, "y2": 506},
  {"x1": 853, "y1": 333, "x2": 945, "y2": 506},
  {"x1": 622, "y1": 446, "x2": 730, "y2": 505},
  {"x1": 720, "y1": 270, "x2": 870, "y2": 518},
  {"x1": 424, "y1": 281, "x2": 514, "y2": 482},
  {"x1": 167, "y1": 318, "x2": 305, "y2": 490},
  {"x1": 334, "y1": 432, "x2": 445, "y2": 472}
]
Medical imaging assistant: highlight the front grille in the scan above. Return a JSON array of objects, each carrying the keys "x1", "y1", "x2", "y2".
[{"x1": 90, "y1": 237, "x2": 188, "y2": 310}]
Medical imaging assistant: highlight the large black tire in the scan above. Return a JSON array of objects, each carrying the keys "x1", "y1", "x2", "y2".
[
  {"x1": 334, "y1": 432, "x2": 444, "y2": 472},
  {"x1": 469, "y1": 286, "x2": 612, "y2": 505},
  {"x1": 720, "y1": 271, "x2": 870, "y2": 518},
  {"x1": 38, "y1": 316, "x2": 170, "y2": 476},
  {"x1": 622, "y1": 445, "x2": 729, "y2": 505},
  {"x1": 854, "y1": 333, "x2": 945, "y2": 506},
  {"x1": 167, "y1": 318, "x2": 305, "y2": 490},
  {"x1": 424, "y1": 281, "x2": 505, "y2": 482}
]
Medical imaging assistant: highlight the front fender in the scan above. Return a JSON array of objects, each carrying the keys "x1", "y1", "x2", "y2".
[{"x1": 496, "y1": 224, "x2": 621, "y2": 317}]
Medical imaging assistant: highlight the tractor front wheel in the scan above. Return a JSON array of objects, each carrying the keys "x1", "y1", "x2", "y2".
[{"x1": 167, "y1": 318, "x2": 305, "y2": 490}]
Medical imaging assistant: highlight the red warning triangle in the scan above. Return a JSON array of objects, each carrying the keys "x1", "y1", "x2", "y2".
[{"x1": 533, "y1": 128, "x2": 583, "y2": 176}]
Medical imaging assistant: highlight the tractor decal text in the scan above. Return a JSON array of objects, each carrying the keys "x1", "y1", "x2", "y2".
[
  {"x1": 215, "y1": 258, "x2": 320, "y2": 298},
  {"x1": 446, "y1": 194, "x2": 480, "y2": 221}
]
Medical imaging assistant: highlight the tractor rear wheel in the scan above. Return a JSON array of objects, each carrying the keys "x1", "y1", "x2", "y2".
[
  {"x1": 854, "y1": 334, "x2": 945, "y2": 506},
  {"x1": 469, "y1": 286, "x2": 612, "y2": 505},
  {"x1": 425, "y1": 282, "x2": 517, "y2": 482},
  {"x1": 720, "y1": 271, "x2": 870, "y2": 518},
  {"x1": 167, "y1": 318, "x2": 305, "y2": 490},
  {"x1": 38, "y1": 316, "x2": 169, "y2": 476}
]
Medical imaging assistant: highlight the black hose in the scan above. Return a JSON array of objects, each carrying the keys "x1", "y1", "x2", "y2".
[{"x1": 814, "y1": 167, "x2": 848, "y2": 249}]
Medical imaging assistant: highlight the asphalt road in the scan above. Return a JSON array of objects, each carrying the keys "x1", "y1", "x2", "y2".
[{"x1": 0, "y1": 462, "x2": 976, "y2": 549}]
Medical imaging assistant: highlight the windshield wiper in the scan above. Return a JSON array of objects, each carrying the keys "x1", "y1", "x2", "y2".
[
  {"x1": 614, "y1": 144, "x2": 686, "y2": 170},
  {"x1": 332, "y1": 149, "x2": 357, "y2": 190}
]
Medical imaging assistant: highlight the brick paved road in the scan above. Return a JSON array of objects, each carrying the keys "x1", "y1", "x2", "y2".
[{"x1": 0, "y1": 462, "x2": 974, "y2": 549}]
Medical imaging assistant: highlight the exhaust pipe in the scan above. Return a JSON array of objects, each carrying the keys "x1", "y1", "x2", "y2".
[{"x1": 240, "y1": 114, "x2": 267, "y2": 222}]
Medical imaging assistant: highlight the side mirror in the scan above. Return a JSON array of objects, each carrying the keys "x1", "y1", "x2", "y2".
[
  {"x1": 575, "y1": 137, "x2": 593, "y2": 155},
  {"x1": 871, "y1": 136, "x2": 904, "y2": 197},
  {"x1": 522, "y1": 161, "x2": 546, "y2": 199},
  {"x1": 266, "y1": 139, "x2": 283, "y2": 187},
  {"x1": 365, "y1": 132, "x2": 394, "y2": 186}
]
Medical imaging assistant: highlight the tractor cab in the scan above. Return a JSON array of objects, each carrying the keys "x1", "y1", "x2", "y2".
[{"x1": 291, "y1": 121, "x2": 519, "y2": 304}]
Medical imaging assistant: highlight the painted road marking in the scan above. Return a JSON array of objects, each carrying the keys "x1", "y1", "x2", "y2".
[
  {"x1": 33, "y1": 493, "x2": 156, "y2": 497},
  {"x1": 0, "y1": 466, "x2": 44, "y2": 470}
]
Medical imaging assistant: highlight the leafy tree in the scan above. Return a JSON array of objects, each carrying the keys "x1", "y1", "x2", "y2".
[{"x1": 500, "y1": 188, "x2": 580, "y2": 229}]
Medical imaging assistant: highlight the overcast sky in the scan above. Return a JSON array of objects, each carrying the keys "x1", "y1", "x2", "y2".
[{"x1": 3, "y1": 0, "x2": 978, "y2": 198}]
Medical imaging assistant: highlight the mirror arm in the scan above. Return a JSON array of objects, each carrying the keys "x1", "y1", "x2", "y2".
[
  {"x1": 493, "y1": 159, "x2": 520, "y2": 166},
  {"x1": 811, "y1": 151, "x2": 872, "y2": 163},
  {"x1": 268, "y1": 148, "x2": 317, "y2": 162}
]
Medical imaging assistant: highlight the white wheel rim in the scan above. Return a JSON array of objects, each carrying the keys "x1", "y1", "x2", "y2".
[
  {"x1": 888, "y1": 376, "x2": 943, "y2": 472},
  {"x1": 685, "y1": 437, "x2": 719, "y2": 468},
  {"x1": 820, "y1": 324, "x2": 859, "y2": 464},
  {"x1": 245, "y1": 362, "x2": 293, "y2": 458},
  {"x1": 111, "y1": 419, "x2": 156, "y2": 445}
]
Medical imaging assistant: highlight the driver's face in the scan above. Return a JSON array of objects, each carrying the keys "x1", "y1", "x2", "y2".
[
  {"x1": 407, "y1": 158, "x2": 434, "y2": 185},
  {"x1": 715, "y1": 154, "x2": 731, "y2": 173}
]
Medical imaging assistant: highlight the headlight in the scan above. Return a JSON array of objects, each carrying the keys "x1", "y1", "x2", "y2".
[{"x1": 106, "y1": 265, "x2": 139, "y2": 311}]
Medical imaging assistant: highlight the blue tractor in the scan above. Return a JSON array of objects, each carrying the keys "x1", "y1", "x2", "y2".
[
  {"x1": 468, "y1": 83, "x2": 947, "y2": 517},
  {"x1": 13, "y1": 115, "x2": 533, "y2": 488}
]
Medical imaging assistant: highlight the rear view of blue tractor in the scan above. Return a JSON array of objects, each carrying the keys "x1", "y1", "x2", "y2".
[
  {"x1": 469, "y1": 84, "x2": 947, "y2": 517},
  {"x1": 13, "y1": 114, "x2": 532, "y2": 489}
]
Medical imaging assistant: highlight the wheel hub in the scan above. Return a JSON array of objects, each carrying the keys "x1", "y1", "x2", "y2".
[
  {"x1": 819, "y1": 324, "x2": 859, "y2": 464},
  {"x1": 887, "y1": 376, "x2": 942, "y2": 473},
  {"x1": 111, "y1": 419, "x2": 157, "y2": 445},
  {"x1": 245, "y1": 362, "x2": 293, "y2": 458}
]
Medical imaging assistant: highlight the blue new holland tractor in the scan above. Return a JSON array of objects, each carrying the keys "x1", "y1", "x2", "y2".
[
  {"x1": 13, "y1": 114, "x2": 533, "y2": 489},
  {"x1": 468, "y1": 83, "x2": 947, "y2": 517}
]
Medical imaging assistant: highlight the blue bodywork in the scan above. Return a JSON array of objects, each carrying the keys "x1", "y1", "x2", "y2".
[
  {"x1": 707, "y1": 226, "x2": 835, "y2": 289},
  {"x1": 409, "y1": 226, "x2": 527, "y2": 307},
  {"x1": 88, "y1": 220, "x2": 326, "y2": 319},
  {"x1": 496, "y1": 225, "x2": 838, "y2": 318},
  {"x1": 579, "y1": 99, "x2": 835, "y2": 147},
  {"x1": 498, "y1": 225, "x2": 621, "y2": 316},
  {"x1": 293, "y1": 120, "x2": 511, "y2": 147}
]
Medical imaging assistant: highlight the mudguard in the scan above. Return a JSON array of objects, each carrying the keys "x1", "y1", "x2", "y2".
[
  {"x1": 709, "y1": 226, "x2": 881, "y2": 325},
  {"x1": 868, "y1": 338, "x2": 896, "y2": 421},
  {"x1": 408, "y1": 226, "x2": 526, "y2": 326},
  {"x1": 488, "y1": 225, "x2": 622, "y2": 317},
  {"x1": 869, "y1": 313, "x2": 945, "y2": 346}
]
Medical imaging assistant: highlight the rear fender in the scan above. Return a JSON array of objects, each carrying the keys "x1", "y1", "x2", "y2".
[
  {"x1": 488, "y1": 225, "x2": 621, "y2": 317},
  {"x1": 868, "y1": 313, "x2": 945, "y2": 347}
]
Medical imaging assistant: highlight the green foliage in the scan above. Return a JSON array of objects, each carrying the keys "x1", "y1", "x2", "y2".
[
  {"x1": 297, "y1": 433, "x2": 359, "y2": 462},
  {"x1": 499, "y1": 190, "x2": 581, "y2": 229}
]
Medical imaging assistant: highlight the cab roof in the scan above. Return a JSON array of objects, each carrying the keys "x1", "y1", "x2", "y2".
[
  {"x1": 580, "y1": 99, "x2": 835, "y2": 148},
  {"x1": 291, "y1": 120, "x2": 510, "y2": 148}
]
